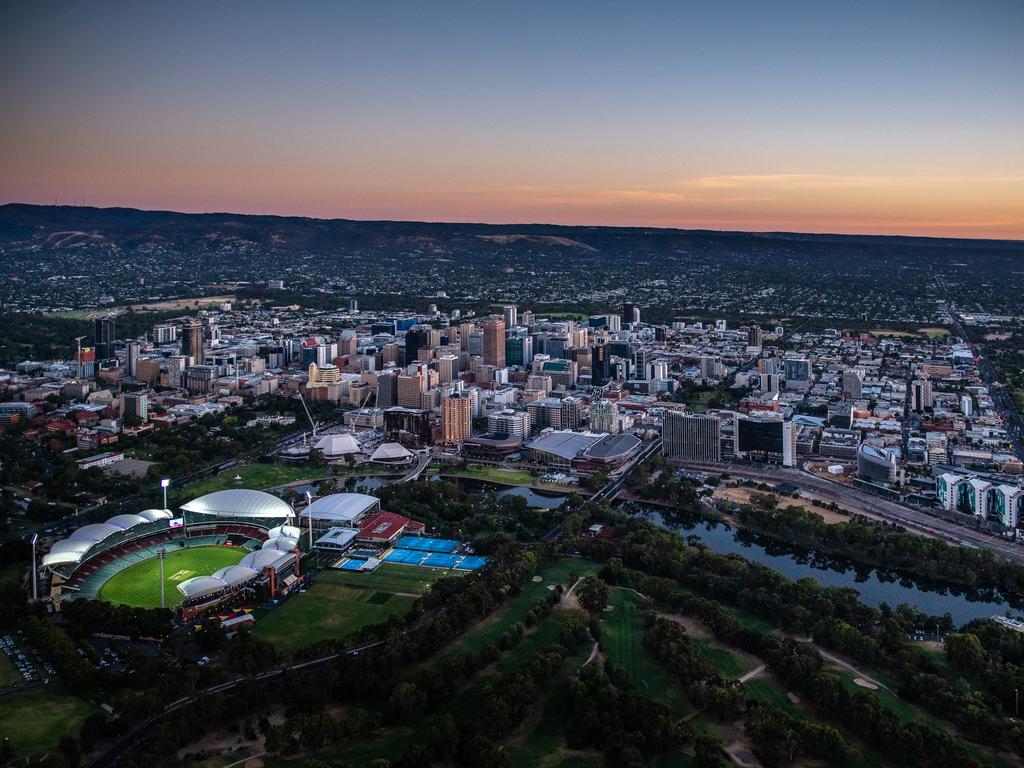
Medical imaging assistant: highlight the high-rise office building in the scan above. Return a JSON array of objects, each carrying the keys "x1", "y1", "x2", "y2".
[
  {"x1": 748, "y1": 326, "x2": 763, "y2": 347},
  {"x1": 405, "y1": 326, "x2": 432, "y2": 364},
  {"x1": 588, "y1": 400, "x2": 620, "y2": 433},
  {"x1": 437, "y1": 354, "x2": 459, "y2": 383},
  {"x1": 95, "y1": 315, "x2": 116, "y2": 360},
  {"x1": 591, "y1": 344, "x2": 610, "y2": 387},
  {"x1": 505, "y1": 335, "x2": 533, "y2": 367},
  {"x1": 181, "y1": 320, "x2": 205, "y2": 366},
  {"x1": 152, "y1": 323, "x2": 177, "y2": 344},
  {"x1": 397, "y1": 371, "x2": 426, "y2": 408},
  {"x1": 842, "y1": 369, "x2": 864, "y2": 398},
  {"x1": 441, "y1": 392, "x2": 472, "y2": 443},
  {"x1": 622, "y1": 302, "x2": 640, "y2": 325},
  {"x1": 121, "y1": 392, "x2": 149, "y2": 423},
  {"x1": 663, "y1": 412, "x2": 721, "y2": 462},
  {"x1": 126, "y1": 340, "x2": 141, "y2": 378},
  {"x1": 911, "y1": 378, "x2": 933, "y2": 413},
  {"x1": 185, "y1": 364, "x2": 216, "y2": 394},
  {"x1": 560, "y1": 397, "x2": 584, "y2": 430},
  {"x1": 502, "y1": 305, "x2": 518, "y2": 327},
  {"x1": 784, "y1": 357, "x2": 811, "y2": 384},
  {"x1": 167, "y1": 355, "x2": 186, "y2": 387},
  {"x1": 76, "y1": 346, "x2": 96, "y2": 379},
  {"x1": 376, "y1": 370, "x2": 399, "y2": 407},
  {"x1": 348, "y1": 298, "x2": 359, "y2": 313},
  {"x1": 483, "y1": 318, "x2": 506, "y2": 368},
  {"x1": 700, "y1": 355, "x2": 722, "y2": 382}
]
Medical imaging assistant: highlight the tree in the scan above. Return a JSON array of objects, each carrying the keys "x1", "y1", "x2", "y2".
[
  {"x1": 694, "y1": 733, "x2": 728, "y2": 767},
  {"x1": 576, "y1": 577, "x2": 610, "y2": 613}
]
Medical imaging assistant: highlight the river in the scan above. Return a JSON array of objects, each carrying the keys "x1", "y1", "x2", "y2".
[{"x1": 635, "y1": 504, "x2": 1011, "y2": 625}]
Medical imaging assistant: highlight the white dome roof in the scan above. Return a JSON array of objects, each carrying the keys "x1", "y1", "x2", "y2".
[{"x1": 181, "y1": 489, "x2": 292, "y2": 519}]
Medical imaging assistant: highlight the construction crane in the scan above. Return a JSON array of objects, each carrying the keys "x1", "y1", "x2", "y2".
[
  {"x1": 296, "y1": 390, "x2": 321, "y2": 444},
  {"x1": 73, "y1": 336, "x2": 87, "y2": 377}
]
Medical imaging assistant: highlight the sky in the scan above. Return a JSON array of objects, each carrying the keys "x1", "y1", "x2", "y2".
[{"x1": 2, "y1": 0, "x2": 1023, "y2": 239}]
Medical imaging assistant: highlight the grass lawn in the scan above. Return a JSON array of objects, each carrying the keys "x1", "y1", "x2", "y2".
[
  {"x1": 252, "y1": 568, "x2": 421, "y2": 652},
  {"x1": 98, "y1": 545, "x2": 246, "y2": 608},
  {"x1": 0, "y1": 654, "x2": 22, "y2": 689},
  {"x1": 442, "y1": 464, "x2": 571, "y2": 492},
  {"x1": 744, "y1": 677, "x2": 803, "y2": 717},
  {"x1": 318, "y1": 563, "x2": 453, "y2": 595},
  {"x1": 176, "y1": 463, "x2": 325, "y2": 499},
  {"x1": 0, "y1": 684, "x2": 97, "y2": 755},
  {"x1": 693, "y1": 636, "x2": 751, "y2": 678},
  {"x1": 602, "y1": 588, "x2": 689, "y2": 715},
  {"x1": 446, "y1": 559, "x2": 602, "y2": 657}
]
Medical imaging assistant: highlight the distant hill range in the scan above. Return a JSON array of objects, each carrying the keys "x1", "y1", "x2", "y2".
[{"x1": 1, "y1": 203, "x2": 1021, "y2": 254}]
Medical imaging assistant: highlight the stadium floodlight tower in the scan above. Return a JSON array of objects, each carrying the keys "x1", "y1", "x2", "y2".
[
  {"x1": 304, "y1": 490, "x2": 314, "y2": 550},
  {"x1": 29, "y1": 533, "x2": 38, "y2": 602},
  {"x1": 160, "y1": 477, "x2": 170, "y2": 510},
  {"x1": 158, "y1": 548, "x2": 166, "y2": 609}
]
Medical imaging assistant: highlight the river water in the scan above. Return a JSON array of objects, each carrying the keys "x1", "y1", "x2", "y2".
[{"x1": 636, "y1": 505, "x2": 1011, "y2": 626}]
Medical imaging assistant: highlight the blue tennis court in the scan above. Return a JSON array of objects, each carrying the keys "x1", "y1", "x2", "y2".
[
  {"x1": 423, "y1": 553, "x2": 461, "y2": 568},
  {"x1": 383, "y1": 548, "x2": 428, "y2": 565},
  {"x1": 395, "y1": 536, "x2": 460, "y2": 553},
  {"x1": 339, "y1": 559, "x2": 364, "y2": 571},
  {"x1": 456, "y1": 556, "x2": 488, "y2": 571}
]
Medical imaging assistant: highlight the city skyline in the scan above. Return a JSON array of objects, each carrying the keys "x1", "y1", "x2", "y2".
[{"x1": 2, "y1": 1, "x2": 1023, "y2": 239}]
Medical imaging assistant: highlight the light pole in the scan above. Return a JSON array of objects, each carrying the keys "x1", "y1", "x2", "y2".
[
  {"x1": 160, "y1": 478, "x2": 170, "y2": 510},
  {"x1": 304, "y1": 490, "x2": 314, "y2": 551},
  {"x1": 29, "y1": 534, "x2": 38, "y2": 602},
  {"x1": 159, "y1": 548, "x2": 166, "y2": 609}
]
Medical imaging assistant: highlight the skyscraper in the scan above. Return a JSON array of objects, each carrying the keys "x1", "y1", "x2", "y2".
[
  {"x1": 912, "y1": 378, "x2": 933, "y2": 413},
  {"x1": 748, "y1": 326, "x2": 763, "y2": 347},
  {"x1": 181, "y1": 320, "x2": 204, "y2": 366},
  {"x1": 483, "y1": 317, "x2": 506, "y2": 368},
  {"x1": 591, "y1": 344, "x2": 610, "y2": 387},
  {"x1": 441, "y1": 392, "x2": 472, "y2": 443},
  {"x1": 94, "y1": 315, "x2": 116, "y2": 361},
  {"x1": 621, "y1": 302, "x2": 640, "y2": 325},
  {"x1": 405, "y1": 326, "x2": 432, "y2": 364},
  {"x1": 126, "y1": 340, "x2": 141, "y2": 377},
  {"x1": 842, "y1": 369, "x2": 864, "y2": 398},
  {"x1": 663, "y1": 412, "x2": 721, "y2": 462},
  {"x1": 502, "y1": 304, "x2": 518, "y2": 327}
]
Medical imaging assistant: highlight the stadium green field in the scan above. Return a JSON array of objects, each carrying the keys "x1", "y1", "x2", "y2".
[{"x1": 97, "y1": 545, "x2": 247, "y2": 608}]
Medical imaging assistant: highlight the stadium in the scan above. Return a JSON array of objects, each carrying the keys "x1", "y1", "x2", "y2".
[
  {"x1": 42, "y1": 487, "x2": 488, "y2": 625},
  {"x1": 42, "y1": 489, "x2": 303, "y2": 620}
]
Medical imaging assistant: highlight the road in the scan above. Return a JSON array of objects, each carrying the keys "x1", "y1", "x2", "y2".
[
  {"x1": 398, "y1": 451, "x2": 433, "y2": 483},
  {"x1": 591, "y1": 438, "x2": 663, "y2": 503},
  {"x1": 677, "y1": 460, "x2": 1024, "y2": 566}
]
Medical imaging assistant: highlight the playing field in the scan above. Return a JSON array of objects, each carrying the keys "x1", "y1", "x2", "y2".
[
  {"x1": 253, "y1": 566, "x2": 438, "y2": 652},
  {"x1": 98, "y1": 546, "x2": 247, "y2": 608}
]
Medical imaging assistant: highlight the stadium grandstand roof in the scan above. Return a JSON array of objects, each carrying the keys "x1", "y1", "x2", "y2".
[
  {"x1": 138, "y1": 509, "x2": 173, "y2": 522},
  {"x1": 181, "y1": 489, "x2": 292, "y2": 519},
  {"x1": 177, "y1": 562, "x2": 269, "y2": 600},
  {"x1": 42, "y1": 509, "x2": 176, "y2": 568},
  {"x1": 268, "y1": 524, "x2": 301, "y2": 540},
  {"x1": 263, "y1": 534, "x2": 299, "y2": 551},
  {"x1": 239, "y1": 548, "x2": 295, "y2": 572},
  {"x1": 303, "y1": 493, "x2": 379, "y2": 523}
]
